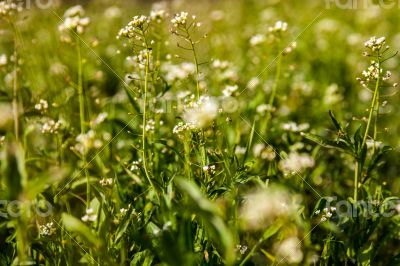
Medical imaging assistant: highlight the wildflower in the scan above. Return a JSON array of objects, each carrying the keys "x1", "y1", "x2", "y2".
[
  {"x1": 283, "y1": 41, "x2": 297, "y2": 55},
  {"x1": 203, "y1": 164, "x2": 216, "y2": 175},
  {"x1": 275, "y1": 237, "x2": 303, "y2": 264},
  {"x1": 117, "y1": 15, "x2": 148, "y2": 39},
  {"x1": 39, "y1": 222, "x2": 56, "y2": 236},
  {"x1": 256, "y1": 104, "x2": 275, "y2": 115},
  {"x1": 240, "y1": 187, "x2": 294, "y2": 230},
  {"x1": 235, "y1": 146, "x2": 247, "y2": 155},
  {"x1": 99, "y1": 178, "x2": 113, "y2": 186},
  {"x1": 74, "y1": 130, "x2": 103, "y2": 154},
  {"x1": 236, "y1": 244, "x2": 248, "y2": 255},
  {"x1": 0, "y1": 54, "x2": 7, "y2": 66},
  {"x1": 282, "y1": 122, "x2": 310, "y2": 132},
  {"x1": 58, "y1": 5, "x2": 90, "y2": 36},
  {"x1": 0, "y1": 135, "x2": 4, "y2": 146},
  {"x1": 279, "y1": 152, "x2": 315, "y2": 173},
  {"x1": 81, "y1": 208, "x2": 97, "y2": 222},
  {"x1": 41, "y1": 119, "x2": 63, "y2": 134},
  {"x1": 130, "y1": 159, "x2": 142, "y2": 171},
  {"x1": 253, "y1": 143, "x2": 276, "y2": 161},
  {"x1": 104, "y1": 6, "x2": 121, "y2": 19},
  {"x1": 91, "y1": 112, "x2": 108, "y2": 127},
  {"x1": 182, "y1": 96, "x2": 218, "y2": 129},
  {"x1": 150, "y1": 9, "x2": 167, "y2": 23},
  {"x1": 162, "y1": 62, "x2": 196, "y2": 82},
  {"x1": 171, "y1": 11, "x2": 189, "y2": 27},
  {"x1": 364, "y1": 36, "x2": 386, "y2": 52},
  {"x1": 222, "y1": 85, "x2": 238, "y2": 97},
  {"x1": 249, "y1": 34, "x2": 265, "y2": 46},
  {"x1": 0, "y1": 0, "x2": 22, "y2": 18},
  {"x1": 35, "y1": 99, "x2": 49, "y2": 112},
  {"x1": 268, "y1": 21, "x2": 288, "y2": 33},
  {"x1": 144, "y1": 119, "x2": 155, "y2": 132}
]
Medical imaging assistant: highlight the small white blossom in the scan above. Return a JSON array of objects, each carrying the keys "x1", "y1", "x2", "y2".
[
  {"x1": 0, "y1": 54, "x2": 7, "y2": 66},
  {"x1": 275, "y1": 237, "x2": 303, "y2": 264},
  {"x1": 268, "y1": 21, "x2": 288, "y2": 33},
  {"x1": 59, "y1": 5, "x2": 90, "y2": 36},
  {"x1": 99, "y1": 178, "x2": 113, "y2": 186},
  {"x1": 171, "y1": 11, "x2": 189, "y2": 27},
  {"x1": 39, "y1": 222, "x2": 56, "y2": 236},
  {"x1": 35, "y1": 99, "x2": 49, "y2": 112},
  {"x1": 279, "y1": 152, "x2": 315, "y2": 173},
  {"x1": 81, "y1": 208, "x2": 97, "y2": 222},
  {"x1": 250, "y1": 34, "x2": 265, "y2": 46},
  {"x1": 364, "y1": 36, "x2": 386, "y2": 51},
  {"x1": 0, "y1": 0, "x2": 22, "y2": 18}
]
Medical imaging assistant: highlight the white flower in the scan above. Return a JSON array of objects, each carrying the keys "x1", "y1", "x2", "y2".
[
  {"x1": 0, "y1": 0, "x2": 22, "y2": 18},
  {"x1": 222, "y1": 85, "x2": 238, "y2": 97},
  {"x1": 118, "y1": 15, "x2": 148, "y2": 39},
  {"x1": 74, "y1": 130, "x2": 102, "y2": 154},
  {"x1": 0, "y1": 54, "x2": 7, "y2": 66},
  {"x1": 240, "y1": 187, "x2": 294, "y2": 230},
  {"x1": 81, "y1": 208, "x2": 97, "y2": 222},
  {"x1": 364, "y1": 36, "x2": 386, "y2": 51},
  {"x1": 39, "y1": 222, "x2": 56, "y2": 236},
  {"x1": 269, "y1": 21, "x2": 288, "y2": 33},
  {"x1": 279, "y1": 152, "x2": 315, "y2": 173},
  {"x1": 250, "y1": 34, "x2": 265, "y2": 46},
  {"x1": 182, "y1": 96, "x2": 218, "y2": 129},
  {"x1": 41, "y1": 119, "x2": 63, "y2": 134},
  {"x1": 171, "y1": 11, "x2": 189, "y2": 27},
  {"x1": 59, "y1": 5, "x2": 90, "y2": 36},
  {"x1": 282, "y1": 122, "x2": 310, "y2": 132},
  {"x1": 35, "y1": 99, "x2": 49, "y2": 112},
  {"x1": 104, "y1": 6, "x2": 121, "y2": 19},
  {"x1": 99, "y1": 178, "x2": 113, "y2": 186},
  {"x1": 275, "y1": 237, "x2": 303, "y2": 264}
]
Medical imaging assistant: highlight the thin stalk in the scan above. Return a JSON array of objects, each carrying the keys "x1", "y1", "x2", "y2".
[
  {"x1": 354, "y1": 161, "x2": 359, "y2": 202},
  {"x1": 76, "y1": 37, "x2": 90, "y2": 206},
  {"x1": 373, "y1": 90, "x2": 380, "y2": 153},
  {"x1": 142, "y1": 50, "x2": 158, "y2": 197},
  {"x1": 10, "y1": 20, "x2": 19, "y2": 142},
  {"x1": 262, "y1": 43, "x2": 283, "y2": 134}
]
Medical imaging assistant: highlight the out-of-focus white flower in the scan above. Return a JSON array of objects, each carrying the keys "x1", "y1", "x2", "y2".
[
  {"x1": 240, "y1": 187, "x2": 295, "y2": 230},
  {"x1": 59, "y1": 5, "x2": 90, "y2": 35},
  {"x1": 0, "y1": 0, "x2": 22, "y2": 18},
  {"x1": 222, "y1": 85, "x2": 238, "y2": 97},
  {"x1": 41, "y1": 119, "x2": 63, "y2": 134},
  {"x1": 279, "y1": 152, "x2": 315, "y2": 173},
  {"x1": 275, "y1": 237, "x2": 303, "y2": 264},
  {"x1": 282, "y1": 122, "x2": 309, "y2": 132},
  {"x1": 162, "y1": 62, "x2": 196, "y2": 82},
  {"x1": 35, "y1": 99, "x2": 49, "y2": 112},
  {"x1": 250, "y1": 34, "x2": 265, "y2": 46},
  {"x1": 268, "y1": 20, "x2": 288, "y2": 33},
  {"x1": 74, "y1": 130, "x2": 102, "y2": 154},
  {"x1": 183, "y1": 96, "x2": 218, "y2": 129},
  {"x1": 0, "y1": 54, "x2": 7, "y2": 66},
  {"x1": 104, "y1": 6, "x2": 121, "y2": 19},
  {"x1": 99, "y1": 178, "x2": 113, "y2": 186},
  {"x1": 81, "y1": 208, "x2": 97, "y2": 222}
]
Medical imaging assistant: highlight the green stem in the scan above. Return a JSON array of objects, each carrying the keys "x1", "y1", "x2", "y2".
[
  {"x1": 354, "y1": 161, "x2": 359, "y2": 202},
  {"x1": 262, "y1": 44, "x2": 283, "y2": 134},
  {"x1": 76, "y1": 37, "x2": 90, "y2": 206},
  {"x1": 373, "y1": 90, "x2": 380, "y2": 154},
  {"x1": 10, "y1": 20, "x2": 19, "y2": 142},
  {"x1": 142, "y1": 50, "x2": 158, "y2": 197}
]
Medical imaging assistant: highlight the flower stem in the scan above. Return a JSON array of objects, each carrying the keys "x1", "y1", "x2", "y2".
[{"x1": 76, "y1": 37, "x2": 90, "y2": 207}]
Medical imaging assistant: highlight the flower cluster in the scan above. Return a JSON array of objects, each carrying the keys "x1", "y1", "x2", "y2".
[
  {"x1": 58, "y1": 5, "x2": 90, "y2": 36},
  {"x1": 202, "y1": 164, "x2": 216, "y2": 175},
  {"x1": 41, "y1": 119, "x2": 63, "y2": 134},
  {"x1": 268, "y1": 21, "x2": 288, "y2": 33},
  {"x1": 99, "y1": 178, "x2": 113, "y2": 186},
  {"x1": 39, "y1": 222, "x2": 56, "y2": 236},
  {"x1": 117, "y1": 15, "x2": 148, "y2": 39},
  {"x1": 35, "y1": 99, "x2": 49, "y2": 112},
  {"x1": 182, "y1": 96, "x2": 219, "y2": 129},
  {"x1": 315, "y1": 207, "x2": 336, "y2": 222},
  {"x1": 279, "y1": 152, "x2": 315, "y2": 173},
  {"x1": 74, "y1": 130, "x2": 103, "y2": 155},
  {"x1": 171, "y1": 11, "x2": 189, "y2": 27},
  {"x1": 364, "y1": 36, "x2": 386, "y2": 52},
  {"x1": 150, "y1": 9, "x2": 167, "y2": 23},
  {"x1": 81, "y1": 208, "x2": 97, "y2": 222},
  {"x1": 0, "y1": 0, "x2": 22, "y2": 18}
]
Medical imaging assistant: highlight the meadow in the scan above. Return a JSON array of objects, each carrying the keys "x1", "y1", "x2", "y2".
[{"x1": 1, "y1": 0, "x2": 400, "y2": 265}]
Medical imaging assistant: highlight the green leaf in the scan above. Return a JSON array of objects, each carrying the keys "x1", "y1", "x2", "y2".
[
  {"x1": 62, "y1": 213, "x2": 103, "y2": 249},
  {"x1": 301, "y1": 132, "x2": 353, "y2": 156}
]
